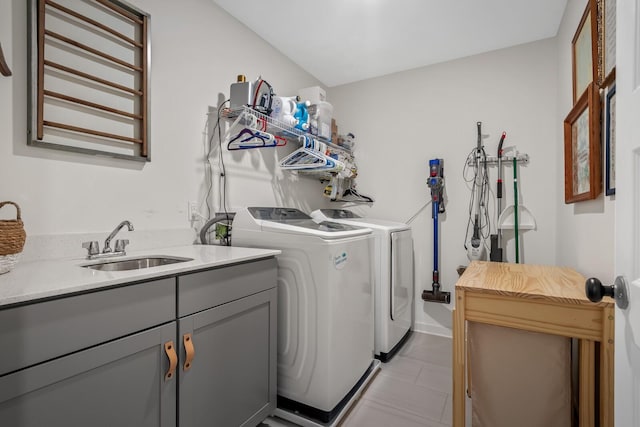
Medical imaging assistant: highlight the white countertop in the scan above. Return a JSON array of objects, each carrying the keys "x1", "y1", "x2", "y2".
[{"x1": 0, "y1": 244, "x2": 280, "y2": 308}]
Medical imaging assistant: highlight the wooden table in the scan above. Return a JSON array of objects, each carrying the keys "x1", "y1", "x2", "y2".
[{"x1": 453, "y1": 261, "x2": 614, "y2": 427}]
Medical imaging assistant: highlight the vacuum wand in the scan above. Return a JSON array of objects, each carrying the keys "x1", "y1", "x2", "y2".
[{"x1": 422, "y1": 158, "x2": 451, "y2": 304}]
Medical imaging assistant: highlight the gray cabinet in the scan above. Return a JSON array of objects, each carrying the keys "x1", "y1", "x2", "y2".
[
  {"x1": 0, "y1": 322, "x2": 177, "y2": 427},
  {"x1": 179, "y1": 288, "x2": 277, "y2": 427},
  {"x1": 178, "y1": 258, "x2": 278, "y2": 427},
  {"x1": 0, "y1": 257, "x2": 277, "y2": 427}
]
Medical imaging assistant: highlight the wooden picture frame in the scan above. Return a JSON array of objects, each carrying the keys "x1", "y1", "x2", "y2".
[
  {"x1": 572, "y1": 0, "x2": 599, "y2": 103},
  {"x1": 605, "y1": 84, "x2": 616, "y2": 195},
  {"x1": 601, "y1": 0, "x2": 616, "y2": 87},
  {"x1": 564, "y1": 82, "x2": 602, "y2": 203}
]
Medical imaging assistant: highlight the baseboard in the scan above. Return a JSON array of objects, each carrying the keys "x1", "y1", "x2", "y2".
[{"x1": 413, "y1": 321, "x2": 452, "y2": 338}]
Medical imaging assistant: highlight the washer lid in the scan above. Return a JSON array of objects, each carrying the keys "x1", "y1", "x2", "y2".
[
  {"x1": 248, "y1": 207, "x2": 311, "y2": 221},
  {"x1": 247, "y1": 207, "x2": 371, "y2": 238},
  {"x1": 310, "y1": 209, "x2": 410, "y2": 232}
]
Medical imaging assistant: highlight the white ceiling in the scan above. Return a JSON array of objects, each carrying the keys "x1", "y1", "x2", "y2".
[{"x1": 213, "y1": 0, "x2": 568, "y2": 87}]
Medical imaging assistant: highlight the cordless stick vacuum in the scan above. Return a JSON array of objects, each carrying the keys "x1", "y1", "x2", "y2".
[{"x1": 422, "y1": 158, "x2": 451, "y2": 304}]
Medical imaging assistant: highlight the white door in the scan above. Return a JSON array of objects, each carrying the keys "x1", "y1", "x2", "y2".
[{"x1": 614, "y1": 1, "x2": 640, "y2": 424}]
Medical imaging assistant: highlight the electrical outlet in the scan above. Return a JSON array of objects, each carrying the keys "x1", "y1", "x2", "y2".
[{"x1": 188, "y1": 201, "x2": 199, "y2": 221}]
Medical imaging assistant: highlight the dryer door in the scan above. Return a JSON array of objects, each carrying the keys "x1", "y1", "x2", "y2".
[{"x1": 390, "y1": 229, "x2": 413, "y2": 325}]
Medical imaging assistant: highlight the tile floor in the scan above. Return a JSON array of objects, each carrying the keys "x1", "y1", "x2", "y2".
[{"x1": 265, "y1": 332, "x2": 456, "y2": 427}]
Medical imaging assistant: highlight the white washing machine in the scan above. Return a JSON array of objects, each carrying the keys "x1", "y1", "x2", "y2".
[
  {"x1": 311, "y1": 209, "x2": 414, "y2": 362},
  {"x1": 232, "y1": 207, "x2": 379, "y2": 426}
]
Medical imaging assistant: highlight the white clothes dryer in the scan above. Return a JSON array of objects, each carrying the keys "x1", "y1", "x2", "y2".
[
  {"x1": 232, "y1": 207, "x2": 378, "y2": 426},
  {"x1": 310, "y1": 209, "x2": 414, "y2": 362}
]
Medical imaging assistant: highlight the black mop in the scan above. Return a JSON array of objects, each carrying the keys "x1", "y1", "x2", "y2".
[
  {"x1": 490, "y1": 131, "x2": 506, "y2": 262},
  {"x1": 422, "y1": 158, "x2": 451, "y2": 304}
]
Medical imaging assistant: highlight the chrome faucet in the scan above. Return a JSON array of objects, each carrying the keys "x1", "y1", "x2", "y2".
[
  {"x1": 103, "y1": 220, "x2": 134, "y2": 253},
  {"x1": 81, "y1": 221, "x2": 135, "y2": 259}
]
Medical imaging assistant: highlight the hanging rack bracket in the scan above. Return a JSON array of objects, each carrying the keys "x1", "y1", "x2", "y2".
[{"x1": 467, "y1": 153, "x2": 530, "y2": 167}]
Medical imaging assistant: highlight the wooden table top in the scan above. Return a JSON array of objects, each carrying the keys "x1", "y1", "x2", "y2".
[{"x1": 456, "y1": 261, "x2": 614, "y2": 307}]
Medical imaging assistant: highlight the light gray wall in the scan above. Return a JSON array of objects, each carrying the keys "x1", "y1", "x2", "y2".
[
  {"x1": 0, "y1": 0, "x2": 328, "y2": 237},
  {"x1": 328, "y1": 39, "x2": 559, "y2": 336},
  {"x1": 555, "y1": 0, "x2": 615, "y2": 281},
  {"x1": 1, "y1": 0, "x2": 614, "y2": 335}
]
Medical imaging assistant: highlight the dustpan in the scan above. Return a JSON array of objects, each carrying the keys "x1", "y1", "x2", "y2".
[
  {"x1": 498, "y1": 155, "x2": 536, "y2": 230},
  {"x1": 498, "y1": 205, "x2": 536, "y2": 230}
]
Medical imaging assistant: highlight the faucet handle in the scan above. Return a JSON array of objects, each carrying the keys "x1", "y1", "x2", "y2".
[
  {"x1": 82, "y1": 241, "x2": 100, "y2": 257},
  {"x1": 115, "y1": 239, "x2": 130, "y2": 253}
]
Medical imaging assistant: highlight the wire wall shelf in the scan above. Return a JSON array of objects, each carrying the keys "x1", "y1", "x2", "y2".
[
  {"x1": 223, "y1": 106, "x2": 357, "y2": 179},
  {"x1": 224, "y1": 106, "x2": 351, "y2": 153}
]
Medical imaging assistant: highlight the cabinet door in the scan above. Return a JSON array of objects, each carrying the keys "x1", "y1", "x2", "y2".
[
  {"x1": 0, "y1": 322, "x2": 177, "y2": 427},
  {"x1": 179, "y1": 288, "x2": 277, "y2": 427}
]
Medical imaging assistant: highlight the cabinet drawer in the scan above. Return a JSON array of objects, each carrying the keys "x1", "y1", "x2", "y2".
[
  {"x1": 0, "y1": 278, "x2": 175, "y2": 376},
  {"x1": 178, "y1": 258, "x2": 277, "y2": 317}
]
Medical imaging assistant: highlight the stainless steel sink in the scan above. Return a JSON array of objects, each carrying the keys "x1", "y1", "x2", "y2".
[{"x1": 82, "y1": 256, "x2": 193, "y2": 271}]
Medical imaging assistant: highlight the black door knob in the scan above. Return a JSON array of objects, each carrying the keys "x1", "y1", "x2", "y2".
[
  {"x1": 585, "y1": 276, "x2": 629, "y2": 309},
  {"x1": 585, "y1": 277, "x2": 615, "y2": 302}
]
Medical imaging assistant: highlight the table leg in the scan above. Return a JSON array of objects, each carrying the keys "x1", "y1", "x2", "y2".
[
  {"x1": 579, "y1": 339, "x2": 595, "y2": 427},
  {"x1": 453, "y1": 290, "x2": 466, "y2": 427},
  {"x1": 600, "y1": 305, "x2": 615, "y2": 427}
]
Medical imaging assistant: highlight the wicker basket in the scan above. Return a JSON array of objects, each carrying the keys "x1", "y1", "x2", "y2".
[{"x1": 0, "y1": 201, "x2": 26, "y2": 274}]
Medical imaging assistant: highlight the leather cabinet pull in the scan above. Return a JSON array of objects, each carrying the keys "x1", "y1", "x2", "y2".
[
  {"x1": 183, "y1": 333, "x2": 194, "y2": 371},
  {"x1": 164, "y1": 341, "x2": 177, "y2": 381}
]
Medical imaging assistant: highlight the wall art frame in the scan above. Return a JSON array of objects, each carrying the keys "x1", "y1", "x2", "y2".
[
  {"x1": 572, "y1": 0, "x2": 599, "y2": 103},
  {"x1": 600, "y1": 0, "x2": 616, "y2": 87},
  {"x1": 605, "y1": 83, "x2": 616, "y2": 195},
  {"x1": 564, "y1": 82, "x2": 602, "y2": 203}
]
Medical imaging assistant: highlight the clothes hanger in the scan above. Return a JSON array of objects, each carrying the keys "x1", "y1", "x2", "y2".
[
  {"x1": 341, "y1": 187, "x2": 374, "y2": 203},
  {"x1": 227, "y1": 128, "x2": 285, "y2": 150},
  {"x1": 279, "y1": 147, "x2": 328, "y2": 169}
]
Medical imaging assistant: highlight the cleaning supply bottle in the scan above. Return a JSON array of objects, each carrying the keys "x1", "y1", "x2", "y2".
[{"x1": 294, "y1": 101, "x2": 310, "y2": 131}]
